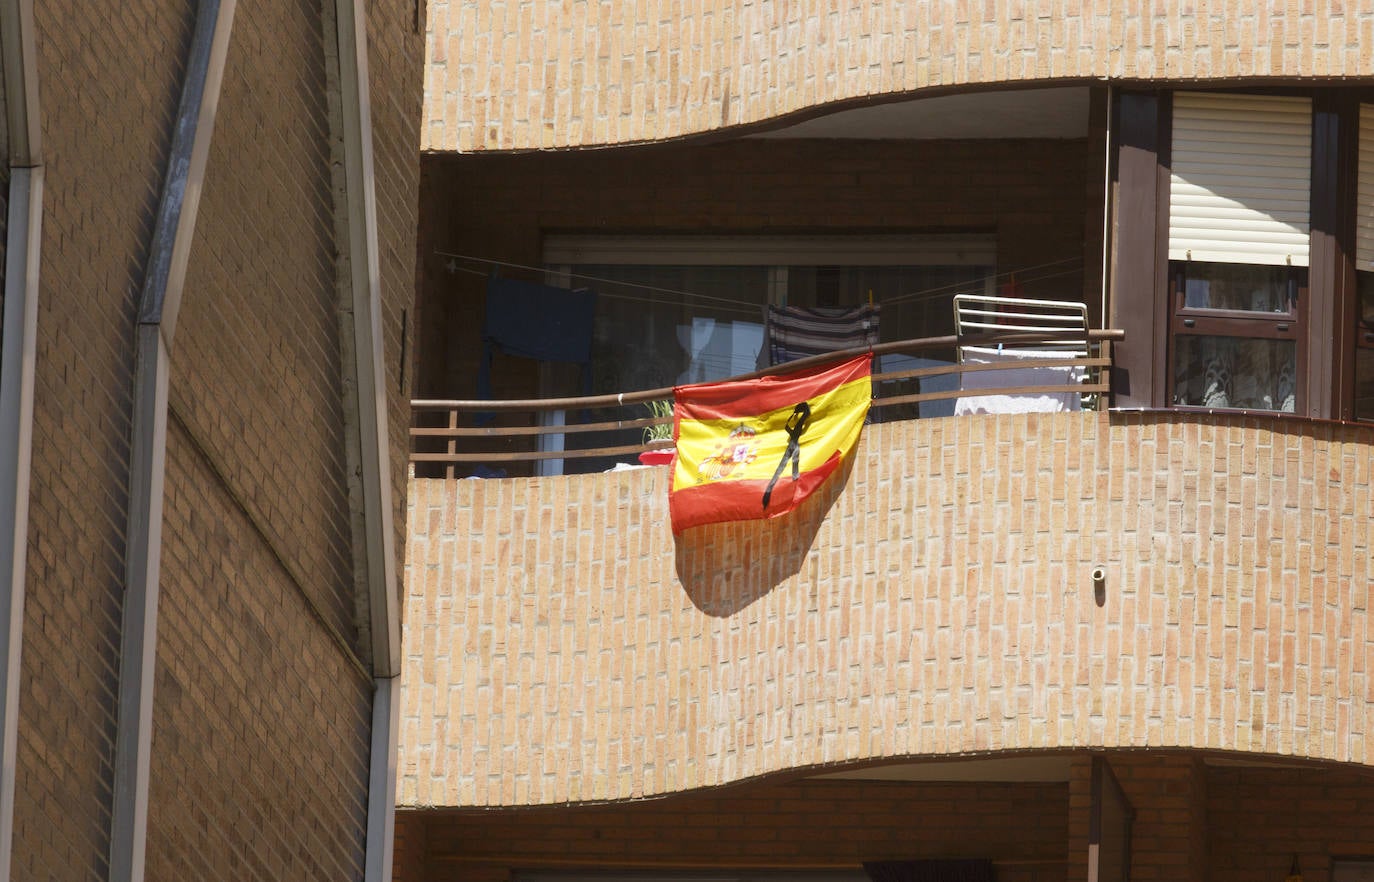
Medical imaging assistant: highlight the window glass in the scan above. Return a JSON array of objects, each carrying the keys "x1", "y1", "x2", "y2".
[
  {"x1": 1177, "y1": 261, "x2": 1296, "y2": 313},
  {"x1": 1355, "y1": 272, "x2": 1374, "y2": 421},
  {"x1": 552, "y1": 260, "x2": 997, "y2": 473},
  {"x1": 1167, "y1": 260, "x2": 1302, "y2": 413},
  {"x1": 1355, "y1": 349, "x2": 1374, "y2": 419},
  {"x1": 577, "y1": 265, "x2": 770, "y2": 392},
  {"x1": 1173, "y1": 335, "x2": 1296, "y2": 411}
]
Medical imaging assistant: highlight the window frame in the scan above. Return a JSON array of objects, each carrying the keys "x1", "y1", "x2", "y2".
[
  {"x1": 1157, "y1": 90, "x2": 1317, "y2": 415},
  {"x1": 1164, "y1": 260, "x2": 1308, "y2": 413},
  {"x1": 1118, "y1": 86, "x2": 1364, "y2": 417}
]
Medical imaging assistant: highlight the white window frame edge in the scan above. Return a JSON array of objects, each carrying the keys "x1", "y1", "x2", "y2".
[
  {"x1": 110, "y1": 3, "x2": 236, "y2": 881},
  {"x1": 331, "y1": 4, "x2": 403, "y2": 882}
]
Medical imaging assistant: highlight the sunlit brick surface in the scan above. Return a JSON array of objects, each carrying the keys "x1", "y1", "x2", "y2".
[
  {"x1": 400, "y1": 411, "x2": 1374, "y2": 808},
  {"x1": 424, "y1": 0, "x2": 1374, "y2": 151}
]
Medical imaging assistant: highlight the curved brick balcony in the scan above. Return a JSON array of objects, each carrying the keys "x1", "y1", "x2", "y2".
[
  {"x1": 397, "y1": 411, "x2": 1374, "y2": 808},
  {"x1": 424, "y1": 0, "x2": 1374, "y2": 151}
]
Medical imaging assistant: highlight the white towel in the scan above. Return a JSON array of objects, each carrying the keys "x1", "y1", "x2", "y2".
[{"x1": 954, "y1": 346, "x2": 1084, "y2": 415}]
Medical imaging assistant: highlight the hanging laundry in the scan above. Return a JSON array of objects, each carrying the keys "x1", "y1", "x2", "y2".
[
  {"x1": 766, "y1": 303, "x2": 880, "y2": 366},
  {"x1": 476, "y1": 275, "x2": 597, "y2": 401}
]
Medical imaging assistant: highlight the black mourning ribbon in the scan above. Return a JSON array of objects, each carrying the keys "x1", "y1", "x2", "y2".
[{"x1": 762, "y1": 401, "x2": 811, "y2": 510}]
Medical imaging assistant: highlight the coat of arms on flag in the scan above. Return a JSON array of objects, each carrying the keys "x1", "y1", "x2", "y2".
[{"x1": 668, "y1": 354, "x2": 871, "y2": 534}]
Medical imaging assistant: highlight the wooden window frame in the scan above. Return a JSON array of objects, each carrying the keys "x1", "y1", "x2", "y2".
[
  {"x1": 1164, "y1": 261, "x2": 1308, "y2": 413},
  {"x1": 1118, "y1": 87, "x2": 1352, "y2": 417}
]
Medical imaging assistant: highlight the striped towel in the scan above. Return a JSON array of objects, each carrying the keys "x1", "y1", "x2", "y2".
[{"x1": 766, "y1": 304, "x2": 881, "y2": 366}]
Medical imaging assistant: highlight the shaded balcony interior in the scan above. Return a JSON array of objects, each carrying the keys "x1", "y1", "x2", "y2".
[
  {"x1": 411, "y1": 86, "x2": 1112, "y2": 476},
  {"x1": 410, "y1": 84, "x2": 1374, "y2": 477},
  {"x1": 394, "y1": 751, "x2": 1374, "y2": 882}
]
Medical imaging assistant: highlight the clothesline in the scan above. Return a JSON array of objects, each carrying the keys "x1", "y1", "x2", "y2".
[
  {"x1": 436, "y1": 250, "x2": 1086, "y2": 312},
  {"x1": 445, "y1": 263, "x2": 760, "y2": 316},
  {"x1": 438, "y1": 251, "x2": 753, "y2": 307},
  {"x1": 453, "y1": 263, "x2": 1083, "y2": 318}
]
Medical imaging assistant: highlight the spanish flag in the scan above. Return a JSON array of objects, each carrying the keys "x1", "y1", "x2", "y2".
[{"x1": 669, "y1": 354, "x2": 871, "y2": 534}]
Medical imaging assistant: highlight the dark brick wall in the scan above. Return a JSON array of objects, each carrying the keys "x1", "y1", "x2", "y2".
[
  {"x1": 400, "y1": 754, "x2": 1374, "y2": 882},
  {"x1": 400, "y1": 778, "x2": 1070, "y2": 882},
  {"x1": 1, "y1": 166, "x2": 7, "y2": 324},
  {"x1": 1209, "y1": 765, "x2": 1374, "y2": 882},
  {"x1": 12, "y1": 0, "x2": 420, "y2": 879},
  {"x1": 145, "y1": 416, "x2": 374, "y2": 880},
  {"x1": 171, "y1": 0, "x2": 357, "y2": 653},
  {"x1": 367, "y1": 0, "x2": 425, "y2": 608},
  {"x1": 16, "y1": 2, "x2": 193, "y2": 878}
]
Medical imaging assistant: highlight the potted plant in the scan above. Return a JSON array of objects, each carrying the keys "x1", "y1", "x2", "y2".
[{"x1": 637, "y1": 399, "x2": 675, "y2": 465}]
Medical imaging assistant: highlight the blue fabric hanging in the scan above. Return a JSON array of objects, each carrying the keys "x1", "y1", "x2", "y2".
[{"x1": 476, "y1": 275, "x2": 597, "y2": 403}]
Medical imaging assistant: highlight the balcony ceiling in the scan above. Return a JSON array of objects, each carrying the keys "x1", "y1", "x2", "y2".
[{"x1": 751, "y1": 86, "x2": 1090, "y2": 140}]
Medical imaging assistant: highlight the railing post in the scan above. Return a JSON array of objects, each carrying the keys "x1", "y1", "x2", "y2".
[
  {"x1": 1097, "y1": 340, "x2": 1112, "y2": 412},
  {"x1": 445, "y1": 406, "x2": 457, "y2": 480}
]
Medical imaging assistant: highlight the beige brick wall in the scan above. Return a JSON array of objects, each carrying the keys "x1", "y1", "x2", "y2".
[
  {"x1": 400, "y1": 411, "x2": 1374, "y2": 808},
  {"x1": 425, "y1": 0, "x2": 1374, "y2": 151}
]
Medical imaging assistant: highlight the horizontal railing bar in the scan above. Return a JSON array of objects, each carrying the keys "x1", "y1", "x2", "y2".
[
  {"x1": 416, "y1": 386, "x2": 1112, "y2": 462},
  {"x1": 873, "y1": 382, "x2": 1110, "y2": 409},
  {"x1": 417, "y1": 364, "x2": 1107, "y2": 440},
  {"x1": 430, "y1": 854, "x2": 1063, "y2": 870},
  {"x1": 413, "y1": 442, "x2": 651, "y2": 464},
  {"x1": 413, "y1": 328, "x2": 1124, "y2": 413},
  {"x1": 412, "y1": 415, "x2": 670, "y2": 438},
  {"x1": 872, "y1": 356, "x2": 1109, "y2": 384}
]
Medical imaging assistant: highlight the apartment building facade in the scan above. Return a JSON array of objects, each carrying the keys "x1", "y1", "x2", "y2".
[
  {"x1": 401, "y1": 3, "x2": 1374, "y2": 881},
  {"x1": 1, "y1": 1, "x2": 420, "y2": 879}
]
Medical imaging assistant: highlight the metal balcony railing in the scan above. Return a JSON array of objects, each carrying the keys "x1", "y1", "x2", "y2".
[{"x1": 411, "y1": 328, "x2": 1124, "y2": 477}]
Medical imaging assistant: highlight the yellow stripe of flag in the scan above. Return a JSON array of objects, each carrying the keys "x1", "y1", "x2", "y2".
[{"x1": 672, "y1": 374, "x2": 870, "y2": 492}]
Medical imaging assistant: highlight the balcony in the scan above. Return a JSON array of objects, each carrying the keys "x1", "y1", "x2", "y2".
[{"x1": 399, "y1": 316, "x2": 1374, "y2": 810}]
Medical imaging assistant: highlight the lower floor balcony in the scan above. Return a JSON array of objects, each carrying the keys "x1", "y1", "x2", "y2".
[{"x1": 395, "y1": 750, "x2": 1374, "y2": 882}]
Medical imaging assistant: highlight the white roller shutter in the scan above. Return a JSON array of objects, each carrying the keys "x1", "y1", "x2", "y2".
[
  {"x1": 1357, "y1": 104, "x2": 1374, "y2": 272},
  {"x1": 1169, "y1": 92, "x2": 1312, "y2": 267}
]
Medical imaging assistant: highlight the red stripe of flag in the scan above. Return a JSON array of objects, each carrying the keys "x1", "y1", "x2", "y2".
[
  {"x1": 673, "y1": 354, "x2": 871, "y2": 423},
  {"x1": 668, "y1": 452, "x2": 842, "y2": 534}
]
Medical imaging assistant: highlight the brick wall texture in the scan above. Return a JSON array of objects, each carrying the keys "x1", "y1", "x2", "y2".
[
  {"x1": 400, "y1": 411, "x2": 1374, "y2": 809},
  {"x1": 12, "y1": 0, "x2": 420, "y2": 879},
  {"x1": 424, "y1": 0, "x2": 1374, "y2": 151},
  {"x1": 18, "y1": 4, "x2": 191, "y2": 877},
  {"x1": 415, "y1": 137, "x2": 1096, "y2": 405}
]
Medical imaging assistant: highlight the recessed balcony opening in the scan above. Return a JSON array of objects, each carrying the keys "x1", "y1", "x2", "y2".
[{"x1": 412, "y1": 86, "x2": 1111, "y2": 478}]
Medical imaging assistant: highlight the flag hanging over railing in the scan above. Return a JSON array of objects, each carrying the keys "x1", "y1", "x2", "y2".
[{"x1": 669, "y1": 354, "x2": 872, "y2": 534}]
